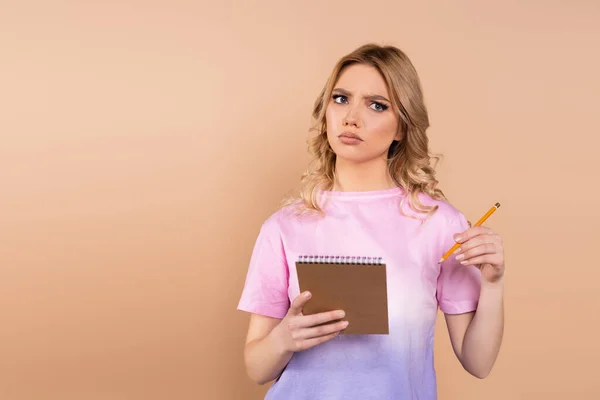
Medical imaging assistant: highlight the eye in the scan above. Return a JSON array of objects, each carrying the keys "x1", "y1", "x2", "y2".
[
  {"x1": 332, "y1": 94, "x2": 348, "y2": 104},
  {"x1": 370, "y1": 102, "x2": 389, "y2": 112}
]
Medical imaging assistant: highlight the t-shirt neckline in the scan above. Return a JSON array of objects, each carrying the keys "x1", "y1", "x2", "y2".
[{"x1": 318, "y1": 186, "x2": 405, "y2": 200}]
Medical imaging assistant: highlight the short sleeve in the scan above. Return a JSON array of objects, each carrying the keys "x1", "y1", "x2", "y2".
[
  {"x1": 436, "y1": 212, "x2": 482, "y2": 314},
  {"x1": 237, "y1": 214, "x2": 290, "y2": 319}
]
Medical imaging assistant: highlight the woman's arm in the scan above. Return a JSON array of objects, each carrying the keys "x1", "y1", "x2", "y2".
[
  {"x1": 243, "y1": 314, "x2": 293, "y2": 385},
  {"x1": 445, "y1": 225, "x2": 505, "y2": 379},
  {"x1": 243, "y1": 291, "x2": 348, "y2": 385},
  {"x1": 445, "y1": 278, "x2": 504, "y2": 378}
]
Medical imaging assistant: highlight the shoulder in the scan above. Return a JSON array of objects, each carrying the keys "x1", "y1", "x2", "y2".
[
  {"x1": 416, "y1": 192, "x2": 467, "y2": 226},
  {"x1": 414, "y1": 192, "x2": 471, "y2": 249},
  {"x1": 259, "y1": 201, "x2": 318, "y2": 233}
]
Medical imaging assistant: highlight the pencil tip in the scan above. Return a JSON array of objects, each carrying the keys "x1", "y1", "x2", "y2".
[{"x1": 495, "y1": 202, "x2": 501, "y2": 208}]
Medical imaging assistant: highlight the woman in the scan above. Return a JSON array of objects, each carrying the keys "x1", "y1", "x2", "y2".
[{"x1": 237, "y1": 43, "x2": 504, "y2": 399}]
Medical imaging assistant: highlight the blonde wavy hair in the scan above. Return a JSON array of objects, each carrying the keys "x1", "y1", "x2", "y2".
[{"x1": 283, "y1": 43, "x2": 448, "y2": 220}]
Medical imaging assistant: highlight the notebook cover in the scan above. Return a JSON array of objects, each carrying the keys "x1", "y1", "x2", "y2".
[{"x1": 296, "y1": 260, "x2": 389, "y2": 335}]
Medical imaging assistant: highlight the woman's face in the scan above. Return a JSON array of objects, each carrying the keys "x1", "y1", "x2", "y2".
[{"x1": 325, "y1": 63, "x2": 400, "y2": 164}]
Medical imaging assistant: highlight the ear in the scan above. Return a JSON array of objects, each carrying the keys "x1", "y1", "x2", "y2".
[
  {"x1": 394, "y1": 121, "x2": 405, "y2": 141},
  {"x1": 394, "y1": 127, "x2": 403, "y2": 141}
]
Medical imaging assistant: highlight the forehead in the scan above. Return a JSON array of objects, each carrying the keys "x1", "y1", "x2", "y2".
[{"x1": 334, "y1": 64, "x2": 390, "y2": 97}]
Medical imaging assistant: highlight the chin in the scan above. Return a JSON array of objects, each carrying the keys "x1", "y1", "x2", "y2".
[{"x1": 331, "y1": 147, "x2": 372, "y2": 164}]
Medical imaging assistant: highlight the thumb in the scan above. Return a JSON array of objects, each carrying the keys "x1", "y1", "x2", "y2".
[{"x1": 289, "y1": 291, "x2": 311, "y2": 315}]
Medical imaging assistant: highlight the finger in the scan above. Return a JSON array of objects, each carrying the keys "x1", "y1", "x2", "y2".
[
  {"x1": 293, "y1": 320, "x2": 349, "y2": 340},
  {"x1": 289, "y1": 291, "x2": 312, "y2": 316},
  {"x1": 456, "y1": 242, "x2": 497, "y2": 262},
  {"x1": 456, "y1": 234, "x2": 499, "y2": 254},
  {"x1": 296, "y1": 331, "x2": 341, "y2": 351},
  {"x1": 296, "y1": 309, "x2": 346, "y2": 329},
  {"x1": 460, "y1": 253, "x2": 504, "y2": 266},
  {"x1": 454, "y1": 226, "x2": 494, "y2": 243}
]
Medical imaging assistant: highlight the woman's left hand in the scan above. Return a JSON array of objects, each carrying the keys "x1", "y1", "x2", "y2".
[{"x1": 453, "y1": 226, "x2": 505, "y2": 283}]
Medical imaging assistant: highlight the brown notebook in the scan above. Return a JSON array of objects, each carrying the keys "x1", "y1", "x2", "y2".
[{"x1": 295, "y1": 255, "x2": 389, "y2": 335}]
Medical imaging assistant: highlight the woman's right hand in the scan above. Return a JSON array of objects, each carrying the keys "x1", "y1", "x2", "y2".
[{"x1": 273, "y1": 291, "x2": 348, "y2": 353}]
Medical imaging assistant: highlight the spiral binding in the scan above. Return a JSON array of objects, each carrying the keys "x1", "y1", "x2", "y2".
[{"x1": 297, "y1": 255, "x2": 385, "y2": 265}]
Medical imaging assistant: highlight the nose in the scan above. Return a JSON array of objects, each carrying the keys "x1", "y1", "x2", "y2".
[{"x1": 342, "y1": 105, "x2": 361, "y2": 128}]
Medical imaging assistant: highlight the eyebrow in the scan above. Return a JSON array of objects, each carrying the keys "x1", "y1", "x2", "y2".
[{"x1": 332, "y1": 88, "x2": 391, "y2": 103}]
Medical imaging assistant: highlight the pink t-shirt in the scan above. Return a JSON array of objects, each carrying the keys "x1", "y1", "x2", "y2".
[{"x1": 238, "y1": 187, "x2": 481, "y2": 399}]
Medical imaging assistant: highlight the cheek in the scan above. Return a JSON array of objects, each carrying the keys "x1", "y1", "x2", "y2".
[
  {"x1": 325, "y1": 105, "x2": 339, "y2": 123},
  {"x1": 366, "y1": 114, "x2": 399, "y2": 140},
  {"x1": 325, "y1": 105, "x2": 342, "y2": 135}
]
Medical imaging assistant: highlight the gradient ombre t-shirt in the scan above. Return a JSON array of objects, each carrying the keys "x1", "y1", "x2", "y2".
[{"x1": 238, "y1": 187, "x2": 481, "y2": 399}]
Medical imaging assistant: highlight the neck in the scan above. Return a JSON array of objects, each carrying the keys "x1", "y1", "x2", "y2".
[{"x1": 332, "y1": 157, "x2": 396, "y2": 192}]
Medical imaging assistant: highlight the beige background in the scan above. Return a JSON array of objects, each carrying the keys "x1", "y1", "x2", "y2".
[{"x1": 1, "y1": 1, "x2": 599, "y2": 399}]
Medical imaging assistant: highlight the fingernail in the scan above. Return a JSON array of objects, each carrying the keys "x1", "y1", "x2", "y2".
[
  {"x1": 337, "y1": 311, "x2": 345, "y2": 318},
  {"x1": 304, "y1": 292, "x2": 311, "y2": 298},
  {"x1": 341, "y1": 321, "x2": 349, "y2": 327},
  {"x1": 460, "y1": 260, "x2": 468, "y2": 265},
  {"x1": 454, "y1": 235, "x2": 462, "y2": 242},
  {"x1": 456, "y1": 253, "x2": 464, "y2": 261}
]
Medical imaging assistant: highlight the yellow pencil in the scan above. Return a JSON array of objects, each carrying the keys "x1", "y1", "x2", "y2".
[{"x1": 438, "y1": 202, "x2": 501, "y2": 264}]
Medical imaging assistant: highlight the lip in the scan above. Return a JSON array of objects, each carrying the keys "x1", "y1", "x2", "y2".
[{"x1": 338, "y1": 132, "x2": 363, "y2": 141}]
